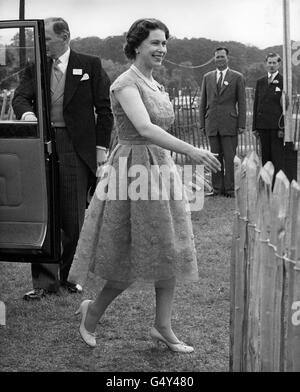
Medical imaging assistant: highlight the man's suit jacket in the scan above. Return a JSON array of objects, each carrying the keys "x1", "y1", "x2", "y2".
[
  {"x1": 12, "y1": 50, "x2": 113, "y2": 175},
  {"x1": 199, "y1": 69, "x2": 246, "y2": 136},
  {"x1": 252, "y1": 73, "x2": 283, "y2": 131}
]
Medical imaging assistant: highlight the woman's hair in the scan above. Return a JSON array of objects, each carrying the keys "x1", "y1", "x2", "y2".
[{"x1": 124, "y1": 18, "x2": 169, "y2": 60}]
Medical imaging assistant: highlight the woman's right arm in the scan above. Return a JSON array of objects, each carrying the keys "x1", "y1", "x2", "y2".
[{"x1": 114, "y1": 86, "x2": 221, "y2": 173}]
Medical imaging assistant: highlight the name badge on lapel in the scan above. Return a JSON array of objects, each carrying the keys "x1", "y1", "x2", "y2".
[{"x1": 73, "y1": 68, "x2": 83, "y2": 75}]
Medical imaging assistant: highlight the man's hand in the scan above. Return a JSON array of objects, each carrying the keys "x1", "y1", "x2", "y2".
[
  {"x1": 238, "y1": 128, "x2": 245, "y2": 134},
  {"x1": 22, "y1": 112, "x2": 37, "y2": 121},
  {"x1": 252, "y1": 130, "x2": 259, "y2": 138},
  {"x1": 96, "y1": 148, "x2": 108, "y2": 177},
  {"x1": 96, "y1": 148, "x2": 108, "y2": 165},
  {"x1": 200, "y1": 127, "x2": 206, "y2": 136}
]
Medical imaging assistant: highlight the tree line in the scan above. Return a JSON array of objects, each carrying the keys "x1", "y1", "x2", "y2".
[
  {"x1": 71, "y1": 35, "x2": 300, "y2": 92},
  {"x1": 1, "y1": 30, "x2": 299, "y2": 93}
]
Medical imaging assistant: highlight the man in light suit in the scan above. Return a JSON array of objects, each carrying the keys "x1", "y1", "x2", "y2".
[
  {"x1": 13, "y1": 17, "x2": 113, "y2": 300},
  {"x1": 199, "y1": 47, "x2": 246, "y2": 197},
  {"x1": 252, "y1": 52, "x2": 297, "y2": 182}
]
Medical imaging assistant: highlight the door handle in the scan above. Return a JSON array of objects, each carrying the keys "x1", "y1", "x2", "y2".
[{"x1": 45, "y1": 141, "x2": 52, "y2": 155}]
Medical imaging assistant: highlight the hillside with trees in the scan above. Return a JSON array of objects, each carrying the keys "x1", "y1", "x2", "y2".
[{"x1": 70, "y1": 35, "x2": 300, "y2": 92}]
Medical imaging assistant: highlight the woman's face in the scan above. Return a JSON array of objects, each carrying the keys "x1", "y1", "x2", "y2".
[{"x1": 136, "y1": 29, "x2": 167, "y2": 68}]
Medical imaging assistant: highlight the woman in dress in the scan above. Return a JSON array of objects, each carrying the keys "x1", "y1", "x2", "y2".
[{"x1": 69, "y1": 18, "x2": 221, "y2": 352}]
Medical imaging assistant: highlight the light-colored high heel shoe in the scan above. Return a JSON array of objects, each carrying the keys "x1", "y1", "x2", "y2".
[
  {"x1": 75, "y1": 300, "x2": 96, "y2": 348},
  {"x1": 150, "y1": 327, "x2": 194, "y2": 353}
]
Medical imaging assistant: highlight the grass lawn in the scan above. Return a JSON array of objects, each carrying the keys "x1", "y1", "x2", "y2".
[{"x1": 0, "y1": 196, "x2": 235, "y2": 372}]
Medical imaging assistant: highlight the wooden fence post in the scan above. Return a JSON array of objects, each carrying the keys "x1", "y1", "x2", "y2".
[
  {"x1": 285, "y1": 180, "x2": 300, "y2": 370},
  {"x1": 270, "y1": 170, "x2": 290, "y2": 371},
  {"x1": 245, "y1": 151, "x2": 260, "y2": 371},
  {"x1": 230, "y1": 155, "x2": 241, "y2": 371},
  {"x1": 247, "y1": 173, "x2": 264, "y2": 371},
  {"x1": 238, "y1": 156, "x2": 249, "y2": 371},
  {"x1": 232, "y1": 155, "x2": 251, "y2": 371},
  {"x1": 257, "y1": 163, "x2": 275, "y2": 371},
  {"x1": 289, "y1": 181, "x2": 300, "y2": 370}
]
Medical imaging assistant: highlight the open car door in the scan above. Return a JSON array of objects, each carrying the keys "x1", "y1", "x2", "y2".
[{"x1": 0, "y1": 20, "x2": 60, "y2": 263}]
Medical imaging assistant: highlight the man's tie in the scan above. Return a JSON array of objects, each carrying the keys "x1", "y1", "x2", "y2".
[
  {"x1": 268, "y1": 74, "x2": 273, "y2": 85},
  {"x1": 53, "y1": 59, "x2": 63, "y2": 83},
  {"x1": 217, "y1": 71, "x2": 223, "y2": 93}
]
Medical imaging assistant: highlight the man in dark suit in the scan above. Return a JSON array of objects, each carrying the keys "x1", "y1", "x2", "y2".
[
  {"x1": 199, "y1": 47, "x2": 246, "y2": 197},
  {"x1": 12, "y1": 17, "x2": 113, "y2": 300},
  {"x1": 252, "y1": 52, "x2": 297, "y2": 182}
]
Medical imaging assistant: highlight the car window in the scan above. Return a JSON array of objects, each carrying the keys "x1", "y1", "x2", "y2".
[{"x1": 0, "y1": 26, "x2": 38, "y2": 137}]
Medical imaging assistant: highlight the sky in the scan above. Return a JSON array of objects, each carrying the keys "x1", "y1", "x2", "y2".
[{"x1": 0, "y1": 0, "x2": 299, "y2": 49}]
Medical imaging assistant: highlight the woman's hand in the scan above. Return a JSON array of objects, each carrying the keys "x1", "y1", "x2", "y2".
[{"x1": 188, "y1": 146, "x2": 221, "y2": 173}]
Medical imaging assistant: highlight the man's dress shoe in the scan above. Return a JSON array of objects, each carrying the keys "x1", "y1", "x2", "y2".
[
  {"x1": 23, "y1": 288, "x2": 47, "y2": 301},
  {"x1": 61, "y1": 281, "x2": 83, "y2": 293}
]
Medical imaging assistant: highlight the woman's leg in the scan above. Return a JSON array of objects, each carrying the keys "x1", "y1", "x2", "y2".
[
  {"x1": 154, "y1": 278, "x2": 181, "y2": 343},
  {"x1": 84, "y1": 280, "x2": 131, "y2": 333}
]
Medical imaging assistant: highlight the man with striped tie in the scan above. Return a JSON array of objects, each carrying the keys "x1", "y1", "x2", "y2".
[{"x1": 13, "y1": 17, "x2": 113, "y2": 300}]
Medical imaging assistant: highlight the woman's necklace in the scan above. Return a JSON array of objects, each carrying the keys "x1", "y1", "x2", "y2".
[{"x1": 130, "y1": 64, "x2": 159, "y2": 91}]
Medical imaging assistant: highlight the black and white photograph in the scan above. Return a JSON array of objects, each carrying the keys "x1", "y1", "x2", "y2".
[{"x1": 0, "y1": 0, "x2": 300, "y2": 374}]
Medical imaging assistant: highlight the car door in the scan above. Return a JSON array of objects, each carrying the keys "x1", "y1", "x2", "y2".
[{"x1": 0, "y1": 20, "x2": 60, "y2": 263}]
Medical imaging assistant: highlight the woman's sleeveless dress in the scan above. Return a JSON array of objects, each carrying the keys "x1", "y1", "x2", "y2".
[{"x1": 68, "y1": 67, "x2": 199, "y2": 287}]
